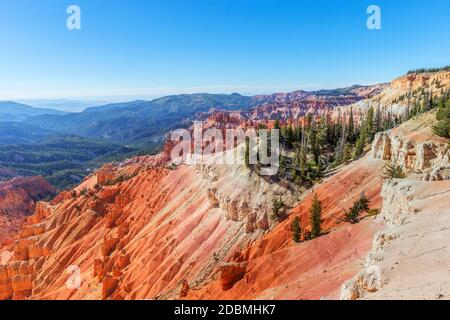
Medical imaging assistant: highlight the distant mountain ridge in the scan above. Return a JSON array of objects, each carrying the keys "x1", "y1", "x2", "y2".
[
  {"x1": 0, "y1": 101, "x2": 66, "y2": 122},
  {"x1": 16, "y1": 99, "x2": 104, "y2": 113},
  {"x1": 21, "y1": 87, "x2": 384, "y2": 145},
  {"x1": 22, "y1": 93, "x2": 266, "y2": 144},
  {"x1": 0, "y1": 85, "x2": 385, "y2": 188}
]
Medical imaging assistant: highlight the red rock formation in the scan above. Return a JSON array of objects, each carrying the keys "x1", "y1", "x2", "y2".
[
  {"x1": 179, "y1": 279, "x2": 190, "y2": 298},
  {"x1": 219, "y1": 264, "x2": 247, "y2": 291},
  {"x1": 0, "y1": 144, "x2": 386, "y2": 301},
  {"x1": 0, "y1": 177, "x2": 55, "y2": 216},
  {"x1": 0, "y1": 177, "x2": 55, "y2": 245},
  {"x1": 184, "y1": 154, "x2": 384, "y2": 300},
  {"x1": 196, "y1": 84, "x2": 387, "y2": 127}
]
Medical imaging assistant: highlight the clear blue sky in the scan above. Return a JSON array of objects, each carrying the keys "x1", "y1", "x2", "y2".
[{"x1": 0, "y1": 0, "x2": 449, "y2": 100}]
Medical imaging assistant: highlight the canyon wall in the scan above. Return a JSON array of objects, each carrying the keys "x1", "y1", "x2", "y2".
[
  {"x1": 341, "y1": 111, "x2": 450, "y2": 300},
  {"x1": 0, "y1": 155, "x2": 300, "y2": 300}
]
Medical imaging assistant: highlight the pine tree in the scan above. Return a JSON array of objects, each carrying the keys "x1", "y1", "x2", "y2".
[
  {"x1": 271, "y1": 197, "x2": 284, "y2": 221},
  {"x1": 279, "y1": 153, "x2": 287, "y2": 173},
  {"x1": 274, "y1": 119, "x2": 281, "y2": 130},
  {"x1": 382, "y1": 159, "x2": 406, "y2": 180},
  {"x1": 244, "y1": 137, "x2": 250, "y2": 168},
  {"x1": 310, "y1": 193, "x2": 322, "y2": 238},
  {"x1": 344, "y1": 192, "x2": 370, "y2": 224},
  {"x1": 365, "y1": 106, "x2": 375, "y2": 142},
  {"x1": 309, "y1": 126, "x2": 320, "y2": 165},
  {"x1": 348, "y1": 108, "x2": 355, "y2": 143},
  {"x1": 291, "y1": 216, "x2": 301, "y2": 243},
  {"x1": 374, "y1": 107, "x2": 382, "y2": 134},
  {"x1": 342, "y1": 143, "x2": 353, "y2": 164},
  {"x1": 353, "y1": 129, "x2": 367, "y2": 158},
  {"x1": 299, "y1": 125, "x2": 308, "y2": 177},
  {"x1": 433, "y1": 120, "x2": 450, "y2": 138},
  {"x1": 434, "y1": 93, "x2": 450, "y2": 138}
]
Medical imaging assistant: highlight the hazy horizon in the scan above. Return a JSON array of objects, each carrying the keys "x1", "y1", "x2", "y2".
[{"x1": 1, "y1": 0, "x2": 449, "y2": 100}]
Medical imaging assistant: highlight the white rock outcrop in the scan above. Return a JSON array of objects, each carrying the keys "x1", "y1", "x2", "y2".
[
  {"x1": 371, "y1": 131, "x2": 449, "y2": 180},
  {"x1": 341, "y1": 178, "x2": 450, "y2": 300}
]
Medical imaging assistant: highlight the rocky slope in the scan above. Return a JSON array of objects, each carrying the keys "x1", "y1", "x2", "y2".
[
  {"x1": 0, "y1": 135, "x2": 389, "y2": 300},
  {"x1": 0, "y1": 177, "x2": 56, "y2": 246},
  {"x1": 0, "y1": 177, "x2": 55, "y2": 216},
  {"x1": 184, "y1": 155, "x2": 385, "y2": 299},
  {"x1": 337, "y1": 71, "x2": 450, "y2": 117},
  {"x1": 0, "y1": 151, "x2": 302, "y2": 300},
  {"x1": 341, "y1": 112, "x2": 450, "y2": 300}
]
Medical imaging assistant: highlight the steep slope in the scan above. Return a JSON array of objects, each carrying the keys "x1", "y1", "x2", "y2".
[
  {"x1": 0, "y1": 177, "x2": 56, "y2": 216},
  {"x1": 0, "y1": 140, "x2": 387, "y2": 300},
  {"x1": 341, "y1": 111, "x2": 450, "y2": 300},
  {"x1": 184, "y1": 154, "x2": 384, "y2": 300},
  {"x1": 0, "y1": 153, "x2": 301, "y2": 300}
]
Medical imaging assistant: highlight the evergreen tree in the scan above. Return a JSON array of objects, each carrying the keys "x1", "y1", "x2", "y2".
[
  {"x1": 342, "y1": 143, "x2": 353, "y2": 164},
  {"x1": 274, "y1": 119, "x2": 281, "y2": 130},
  {"x1": 365, "y1": 106, "x2": 375, "y2": 142},
  {"x1": 382, "y1": 159, "x2": 406, "y2": 180},
  {"x1": 271, "y1": 197, "x2": 284, "y2": 221},
  {"x1": 433, "y1": 120, "x2": 450, "y2": 138},
  {"x1": 279, "y1": 152, "x2": 287, "y2": 173},
  {"x1": 334, "y1": 120, "x2": 347, "y2": 165},
  {"x1": 309, "y1": 128, "x2": 320, "y2": 165},
  {"x1": 344, "y1": 192, "x2": 370, "y2": 224},
  {"x1": 374, "y1": 107, "x2": 382, "y2": 134},
  {"x1": 434, "y1": 94, "x2": 450, "y2": 138},
  {"x1": 244, "y1": 137, "x2": 250, "y2": 168},
  {"x1": 291, "y1": 216, "x2": 301, "y2": 243},
  {"x1": 353, "y1": 129, "x2": 367, "y2": 158},
  {"x1": 310, "y1": 193, "x2": 322, "y2": 238},
  {"x1": 348, "y1": 108, "x2": 355, "y2": 143},
  {"x1": 317, "y1": 120, "x2": 329, "y2": 152}
]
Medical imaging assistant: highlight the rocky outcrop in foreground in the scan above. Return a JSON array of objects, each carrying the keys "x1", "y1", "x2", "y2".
[
  {"x1": 341, "y1": 112, "x2": 450, "y2": 300},
  {"x1": 341, "y1": 178, "x2": 450, "y2": 300}
]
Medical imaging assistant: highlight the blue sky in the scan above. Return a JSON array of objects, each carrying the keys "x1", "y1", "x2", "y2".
[{"x1": 0, "y1": 0, "x2": 449, "y2": 100}]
